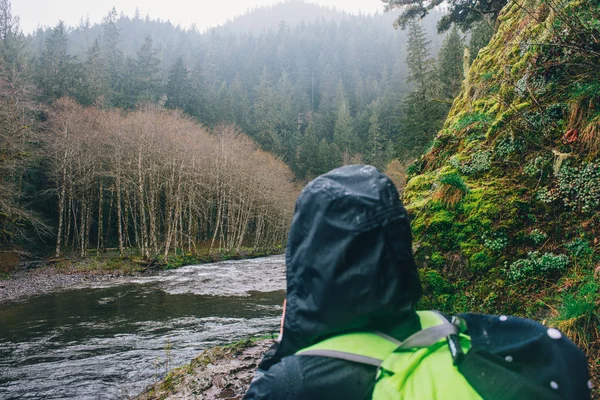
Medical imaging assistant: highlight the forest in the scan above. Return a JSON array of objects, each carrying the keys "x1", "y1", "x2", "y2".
[{"x1": 0, "y1": 0, "x2": 494, "y2": 261}]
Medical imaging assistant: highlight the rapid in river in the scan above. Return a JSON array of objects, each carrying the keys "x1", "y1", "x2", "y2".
[{"x1": 0, "y1": 256, "x2": 286, "y2": 399}]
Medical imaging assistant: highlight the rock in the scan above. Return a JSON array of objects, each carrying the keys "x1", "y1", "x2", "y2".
[{"x1": 137, "y1": 339, "x2": 272, "y2": 400}]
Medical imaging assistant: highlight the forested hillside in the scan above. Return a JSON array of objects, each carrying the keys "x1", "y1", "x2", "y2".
[
  {"x1": 0, "y1": 0, "x2": 494, "y2": 260},
  {"x1": 25, "y1": 2, "x2": 479, "y2": 177},
  {"x1": 403, "y1": 0, "x2": 599, "y2": 382}
]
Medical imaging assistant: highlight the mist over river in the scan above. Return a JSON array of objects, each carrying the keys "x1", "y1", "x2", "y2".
[{"x1": 0, "y1": 256, "x2": 286, "y2": 399}]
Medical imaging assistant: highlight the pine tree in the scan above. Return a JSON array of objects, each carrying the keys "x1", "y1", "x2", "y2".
[
  {"x1": 81, "y1": 39, "x2": 109, "y2": 105},
  {"x1": 437, "y1": 26, "x2": 465, "y2": 102},
  {"x1": 254, "y1": 68, "x2": 282, "y2": 154},
  {"x1": 296, "y1": 118, "x2": 320, "y2": 179},
  {"x1": 36, "y1": 21, "x2": 80, "y2": 102},
  {"x1": 406, "y1": 20, "x2": 434, "y2": 101},
  {"x1": 101, "y1": 7, "x2": 123, "y2": 106},
  {"x1": 333, "y1": 98, "x2": 358, "y2": 163},
  {"x1": 397, "y1": 20, "x2": 445, "y2": 158},
  {"x1": 135, "y1": 36, "x2": 162, "y2": 103},
  {"x1": 366, "y1": 104, "x2": 392, "y2": 170},
  {"x1": 165, "y1": 56, "x2": 190, "y2": 110},
  {"x1": 0, "y1": 0, "x2": 27, "y2": 84}
]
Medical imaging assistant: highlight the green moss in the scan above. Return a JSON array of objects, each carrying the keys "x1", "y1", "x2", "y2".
[{"x1": 404, "y1": 0, "x2": 600, "y2": 383}]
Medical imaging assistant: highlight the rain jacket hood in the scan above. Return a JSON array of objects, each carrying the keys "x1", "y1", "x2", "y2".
[{"x1": 276, "y1": 165, "x2": 422, "y2": 359}]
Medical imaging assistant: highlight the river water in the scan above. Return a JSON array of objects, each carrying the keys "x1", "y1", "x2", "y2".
[{"x1": 0, "y1": 256, "x2": 286, "y2": 399}]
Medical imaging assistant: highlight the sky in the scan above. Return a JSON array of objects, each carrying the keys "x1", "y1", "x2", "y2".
[{"x1": 13, "y1": 0, "x2": 385, "y2": 34}]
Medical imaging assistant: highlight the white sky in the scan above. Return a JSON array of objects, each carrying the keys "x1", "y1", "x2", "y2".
[{"x1": 14, "y1": 0, "x2": 385, "y2": 34}]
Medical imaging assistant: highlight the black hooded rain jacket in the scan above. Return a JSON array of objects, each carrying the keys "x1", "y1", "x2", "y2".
[{"x1": 244, "y1": 165, "x2": 423, "y2": 400}]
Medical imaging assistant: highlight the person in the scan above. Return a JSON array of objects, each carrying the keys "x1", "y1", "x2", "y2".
[{"x1": 244, "y1": 165, "x2": 591, "y2": 400}]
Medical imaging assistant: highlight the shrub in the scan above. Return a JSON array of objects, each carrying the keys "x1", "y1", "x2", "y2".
[
  {"x1": 536, "y1": 162, "x2": 600, "y2": 213},
  {"x1": 433, "y1": 171, "x2": 468, "y2": 206},
  {"x1": 509, "y1": 251, "x2": 570, "y2": 280},
  {"x1": 564, "y1": 238, "x2": 594, "y2": 262},
  {"x1": 450, "y1": 151, "x2": 492, "y2": 175},
  {"x1": 523, "y1": 156, "x2": 550, "y2": 177},
  {"x1": 482, "y1": 233, "x2": 508, "y2": 252},
  {"x1": 494, "y1": 135, "x2": 522, "y2": 157},
  {"x1": 527, "y1": 229, "x2": 548, "y2": 245},
  {"x1": 556, "y1": 162, "x2": 600, "y2": 212}
]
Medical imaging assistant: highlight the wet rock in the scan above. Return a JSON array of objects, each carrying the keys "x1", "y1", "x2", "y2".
[{"x1": 137, "y1": 339, "x2": 272, "y2": 400}]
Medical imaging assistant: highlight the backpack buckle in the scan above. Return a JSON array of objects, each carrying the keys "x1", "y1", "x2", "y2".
[{"x1": 447, "y1": 334, "x2": 464, "y2": 365}]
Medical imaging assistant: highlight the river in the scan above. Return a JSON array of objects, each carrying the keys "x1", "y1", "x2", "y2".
[{"x1": 0, "y1": 256, "x2": 286, "y2": 399}]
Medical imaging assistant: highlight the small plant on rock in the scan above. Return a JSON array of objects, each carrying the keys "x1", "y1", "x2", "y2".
[
  {"x1": 528, "y1": 229, "x2": 548, "y2": 245},
  {"x1": 433, "y1": 171, "x2": 469, "y2": 206},
  {"x1": 509, "y1": 251, "x2": 570, "y2": 280}
]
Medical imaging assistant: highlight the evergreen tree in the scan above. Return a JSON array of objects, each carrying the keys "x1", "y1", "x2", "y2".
[
  {"x1": 101, "y1": 7, "x2": 123, "y2": 105},
  {"x1": 254, "y1": 68, "x2": 282, "y2": 154},
  {"x1": 333, "y1": 97, "x2": 358, "y2": 163},
  {"x1": 366, "y1": 104, "x2": 393, "y2": 170},
  {"x1": 0, "y1": 0, "x2": 27, "y2": 84},
  {"x1": 383, "y1": 0, "x2": 506, "y2": 33},
  {"x1": 296, "y1": 118, "x2": 320, "y2": 179},
  {"x1": 36, "y1": 21, "x2": 80, "y2": 102},
  {"x1": 135, "y1": 36, "x2": 162, "y2": 103},
  {"x1": 437, "y1": 26, "x2": 465, "y2": 102},
  {"x1": 397, "y1": 20, "x2": 445, "y2": 158},
  {"x1": 406, "y1": 20, "x2": 434, "y2": 100},
  {"x1": 118, "y1": 56, "x2": 138, "y2": 109},
  {"x1": 81, "y1": 39, "x2": 109, "y2": 105},
  {"x1": 317, "y1": 138, "x2": 341, "y2": 174},
  {"x1": 165, "y1": 56, "x2": 189, "y2": 110}
]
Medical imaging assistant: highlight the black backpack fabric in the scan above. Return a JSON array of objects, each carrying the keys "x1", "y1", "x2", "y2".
[{"x1": 455, "y1": 313, "x2": 591, "y2": 400}]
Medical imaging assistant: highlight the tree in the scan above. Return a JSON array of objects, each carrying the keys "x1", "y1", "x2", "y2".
[
  {"x1": 397, "y1": 20, "x2": 446, "y2": 158},
  {"x1": 382, "y1": 0, "x2": 506, "y2": 33},
  {"x1": 366, "y1": 104, "x2": 393, "y2": 170},
  {"x1": 437, "y1": 26, "x2": 465, "y2": 102},
  {"x1": 165, "y1": 56, "x2": 190, "y2": 110},
  {"x1": 0, "y1": 0, "x2": 27, "y2": 84},
  {"x1": 333, "y1": 97, "x2": 358, "y2": 164},
  {"x1": 80, "y1": 39, "x2": 109, "y2": 105},
  {"x1": 134, "y1": 36, "x2": 162, "y2": 103},
  {"x1": 0, "y1": 43, "x2": 44, "y2": 250},
  {"x1": 36, "y1": 21, "x2": 80, "y2": 102},
  {"x1": 101, "y1": 7, "x2": 123, "y2": 106}
]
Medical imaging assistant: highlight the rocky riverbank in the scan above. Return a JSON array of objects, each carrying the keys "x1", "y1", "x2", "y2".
[
  {"x1": 0, "y1": 249, "x2": 284, "y2": 303},
  {"x1": 137, "y1": 338, "x2": 272, "y2": 400},
  {"x1": 0, "y1": 264, "x2": 143, "y2": 303}
]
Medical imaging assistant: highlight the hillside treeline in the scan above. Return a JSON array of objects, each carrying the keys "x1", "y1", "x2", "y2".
[
  {"x1": 26, "y1": 3, "x2": 491, "y2": 179},
  {"x1": 49, "y1": 100, "x2": 296, "y2": 259}
]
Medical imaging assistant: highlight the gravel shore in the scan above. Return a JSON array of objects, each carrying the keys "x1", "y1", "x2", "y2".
[{"x1": 0, "y1": 265, "x2": 144, "y2": 303}]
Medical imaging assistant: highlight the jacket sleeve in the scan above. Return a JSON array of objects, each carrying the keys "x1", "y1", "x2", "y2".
[
  {"x1": 244, "y1": 355, "x2": 377, "y2": 400},
  {"x1": 243, "y1": 357, "x2": 303, "y2": 400}
]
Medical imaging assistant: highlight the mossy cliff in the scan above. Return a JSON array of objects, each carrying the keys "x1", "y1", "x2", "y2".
[{"x1": 403, "y1": 0, "x2": 599, "y2": 384}]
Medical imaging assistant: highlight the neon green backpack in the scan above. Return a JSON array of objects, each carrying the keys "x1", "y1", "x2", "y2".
[{"x1": 296, "y1": 310, "x2": 483, "y2": 400}]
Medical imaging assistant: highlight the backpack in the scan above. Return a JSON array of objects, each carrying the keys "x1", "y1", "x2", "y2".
[{"x1": 296, "y1": 311, "x2": 590, "y2": 400}]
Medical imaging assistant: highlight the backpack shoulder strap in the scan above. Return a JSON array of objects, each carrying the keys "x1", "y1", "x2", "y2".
[
  {"x1": 396, "y1": 310, "x2": 458, "y2": 350},
  {"x1": 295, "y1": 330, "x2": 396, "y2": 366},
  {"x1": 295, "y1": 311, "x2": 458, "y2": 366}
]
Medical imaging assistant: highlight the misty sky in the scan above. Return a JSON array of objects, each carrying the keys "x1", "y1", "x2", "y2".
[{"x1": 14, "y1": 0, "x2": 385, "y2": 34}]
